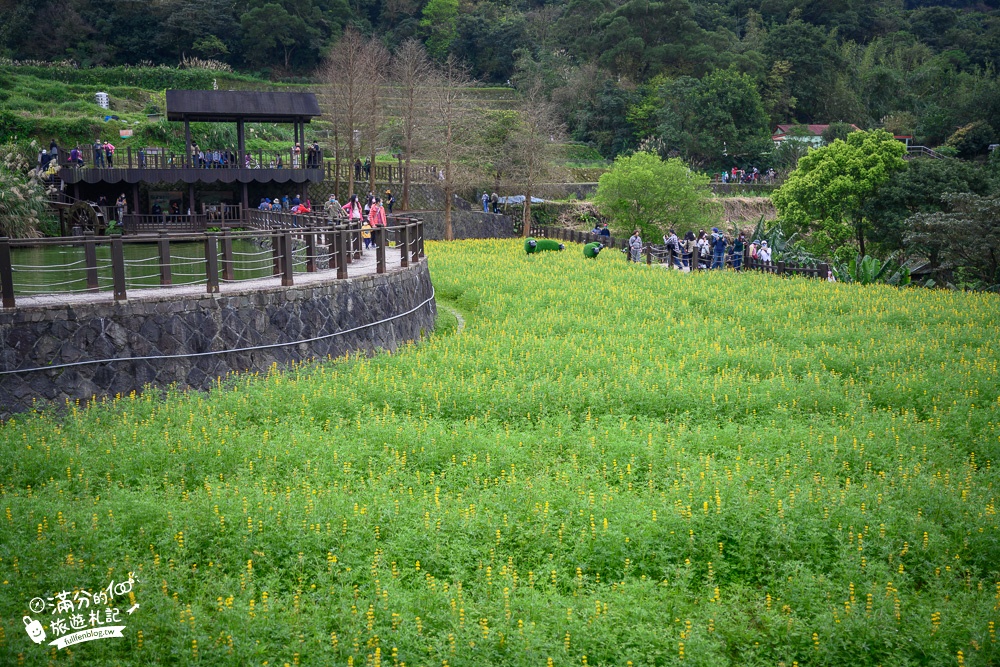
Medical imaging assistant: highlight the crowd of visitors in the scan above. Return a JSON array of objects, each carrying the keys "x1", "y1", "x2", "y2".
[
  {"x1": 720, "y1": 167, "x2": 776, "y2": 184},
  {"x1": 619, "y1": 227, "x2": 775, "y2": 271},
  {"x1": 41, "y1": 139, "x2": 323, "y2": 170}
]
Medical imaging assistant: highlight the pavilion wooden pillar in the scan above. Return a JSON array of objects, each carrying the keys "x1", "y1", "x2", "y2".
[
  {"x1": 184, "y1": 119, "x2": 192, "y2": 168},
  {"x1": 132, "y1": 183, "x2": 140, "y2": 215},
  {"x1": 188, "y1": 184, "x2": 196, "y2": 215},
  {"x1": 237, "y1": 120, "x2": 246, "y2": 160}
]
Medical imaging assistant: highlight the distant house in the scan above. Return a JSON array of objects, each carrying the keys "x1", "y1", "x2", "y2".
[{"x1": 771, "y1": 124, "x2": 863, "y2": 146}]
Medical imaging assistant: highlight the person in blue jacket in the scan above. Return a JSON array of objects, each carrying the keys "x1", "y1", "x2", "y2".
[{"x1": 710, "y1": 227, "x2": 728, "y2": 269}]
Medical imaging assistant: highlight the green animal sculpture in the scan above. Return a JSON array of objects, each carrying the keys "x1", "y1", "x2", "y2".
[
  {"x1": 583, "y1": 242, "x2": 604, "y2": 258},
  {"x1": 525, "y1": 238, "x2": 565, "y2": 254}
]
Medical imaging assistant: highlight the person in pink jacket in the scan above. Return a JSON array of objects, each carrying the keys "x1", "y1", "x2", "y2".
[
  {"x1": 369, "y1": 198, "x2": 387, "y2": 228},
  {"x1": 342, "y1": 194, "x2": 363, "y2": 222}
]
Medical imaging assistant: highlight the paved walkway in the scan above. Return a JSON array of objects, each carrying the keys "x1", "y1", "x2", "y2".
[{"x1": 10, "y1": 246, "x2": 412, "y2": 310}]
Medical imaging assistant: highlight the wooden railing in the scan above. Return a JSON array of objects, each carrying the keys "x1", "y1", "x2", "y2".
[
  {"x1": 530, "y1": 227, "x2": 831, "y2": 278},
  {"x1": 324, "y1": 161, "x2": 440, "y2": 185},
  {"x1": 56, "y1": 145, "x2": 324, "y2": 171},
  {"x1": 0, "y1": 217, "x2": 425, "y2": 309}
]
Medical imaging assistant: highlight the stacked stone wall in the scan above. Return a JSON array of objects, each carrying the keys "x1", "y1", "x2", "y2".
[{"x1": 0, "y1": 263, "x2": 436, "y2": 416}]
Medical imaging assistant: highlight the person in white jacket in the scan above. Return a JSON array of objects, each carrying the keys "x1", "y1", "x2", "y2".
[{"x1": 758, "y1": 240, "x2": 772, "y2": 262}]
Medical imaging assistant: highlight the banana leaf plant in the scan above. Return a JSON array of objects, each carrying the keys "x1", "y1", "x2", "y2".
[{"x1": 834, "y1": 254, "x2": 911, "y2": 285}]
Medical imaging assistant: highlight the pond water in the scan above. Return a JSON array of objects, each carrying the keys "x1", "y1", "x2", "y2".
[{"x1": 10, "y1": 240, "x2": 275, "y2": 296}]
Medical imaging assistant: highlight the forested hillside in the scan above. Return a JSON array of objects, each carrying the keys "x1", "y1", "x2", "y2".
[{"x1": 2, "y1": 0, "x2": 999, "y2": 164}]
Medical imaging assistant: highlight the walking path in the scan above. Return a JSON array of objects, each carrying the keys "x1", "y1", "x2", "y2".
[{"x1": 10, "y1": 248, "x2": 408, "y2": 310}]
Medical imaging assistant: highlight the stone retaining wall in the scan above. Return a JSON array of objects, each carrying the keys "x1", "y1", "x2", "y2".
[
  {"x1": 415, "y1": 210, "x2": 514, "y2": 240},
  {"x1": 0, "y1": 263, "x2": 436, "y2": 416}
]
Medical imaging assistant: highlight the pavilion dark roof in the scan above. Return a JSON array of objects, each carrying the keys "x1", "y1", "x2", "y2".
[{"x1": 166, "y1": 90, "x2": 321, "y2": 123}]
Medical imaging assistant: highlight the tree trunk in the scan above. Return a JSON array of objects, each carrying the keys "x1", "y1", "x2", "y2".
[
  {"x1": 522, "y1": 187, "x2": 532, "y2": 238},
  {"x1": 856, "y1": 221, "x2": 866, "y2": 257},
  {"x1": 333, "y1": 128, "x2": 340, "y2": 199},
  {"x1": 369, "y1": 145, "x2": 376, "y2": 195},
  {"x1": 444, "y1": 183, "x2": 453, "y2": 241},
  {"x1": 347, "y1": 141, "x2": 355, "y2": 198},
  {"x1": 402, "y1": 154, "x2": 411, "y2": 211}
]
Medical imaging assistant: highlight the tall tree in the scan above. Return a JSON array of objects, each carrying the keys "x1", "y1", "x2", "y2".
[
  {"x1": 425, "y1": 56, "x2": 481, "y2": 240},
  {"x1": 906, "y1": 193, "x2": 1000, "y2": 288},
  {"x1": 773, "y1": 129, "x2": 907, "y2": 259},
  {"x1": 361, "y1": 39, "x2": 390, "y2": 195},
  {"x1": 593, "y1": 152, "x2": 717, "y2": 241},
  {"x1": 323, "y1": 29, "x2": 381, "y2": 198},
  {"x1": 390, "y1": 39, "x2": 433, "y2": 211},
  {"x1": 504, "y1": 80, "x2": 566, "y2": 237},
  {"x1": 656, "y1": 67, "x2": 773, "y2": 169}
]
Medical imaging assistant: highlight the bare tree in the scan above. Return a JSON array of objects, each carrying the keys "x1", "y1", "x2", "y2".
[
  {"x1": 426, "y1": 56, "x2": 483, "y2": 240},
  {"x1": 361, "y1": 40, "x2": 390, "y2": 196},
  {"x1": 390, "y1": 39, "x2": 433, "y2": 211},
  {"x1": 506, "y1": 80, "x2": 566, "y2": 237},
  {"x1": 323, "y1": 29, "x2": 364, "y2": 198}
]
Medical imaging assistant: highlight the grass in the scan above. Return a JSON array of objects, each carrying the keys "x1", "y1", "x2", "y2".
[{"x1": 1, "y1": 239, "x2": 999, "y2": 666}]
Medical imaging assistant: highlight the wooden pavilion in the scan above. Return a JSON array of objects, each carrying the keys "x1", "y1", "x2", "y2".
[{"x1": 58, "y1": 89, "x2": 324, "y2": 227}]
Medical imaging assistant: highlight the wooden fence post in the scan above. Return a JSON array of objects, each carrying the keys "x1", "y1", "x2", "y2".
[
  {"x1": 205, "y1": 234, "x2": 220, "y2": 293},
  {"x1": 646, "y1": 244, "x2": 652, "y2": 265},
  {"x1": 158, "y1": 230, "x2": 172, "y2": 286},
  {"x1": 282, "y1": 231, "x2": 294, "y2": 286},
  {"x1": 376, "y1": 227, "x2": 386, "y2": 274},
  {"x1": 0, "y1": 238, "x2": 14, "y2": 309},
  {"x1": 221, "y1": 229, "x2": 234, "y2": 281},
  {"x1": 410, "y1": 223, "x2": 419, "y2": 263},
  {"x1": 777, "y1": 260, "x2": 785, "y2": 275},
  {"x1": 306, "y1": 231, "x2": 317, "y2": 273},
  {"x1": 818, "y1": 263, "x2": 829, "y2": 281},
  {"x1": 399, "y1": 224, "x2": 410, "y2": 268},
  {"x1": 84, "y1": 231, "x2": 99, "y2": 291},
  {"x1": 272, "y1": 231, "x2": 282, "y2": 275},
  {"x1": 110, "y1": 236, "x2": 127, "y2": 301},
  {"x1": 336, "y1": 229, "x2": 348, "y2": 279}
]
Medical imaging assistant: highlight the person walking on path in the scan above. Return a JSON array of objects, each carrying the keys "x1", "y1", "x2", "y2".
[
  {"x1": 384, "y1": 190, "x2": 395, "y2": 214},
  {"x1": 361, "y1": 220, "x2": 373, "y2": 249},
  {"x1": 629, "y1": 229, "x2": 643, "y2": 263},
  {"x1": 354, "y1": 158, "x2": 362, "y2": 181},
  {"x1": 325, "y1": 194, "x2": 342, "y2": 221},
  {"x1": 482, "y1": 192, "x2": 490, "y2": 212},
  {"x1": 490, "y1": 191, "x2": 499, "y2": 213},
  {"x1": 370, "y1": 197, "x2": 387, "y2": 229},
  {"x1": 342, "y1": 194, "x2": 363, "y2": 223},
  {"x1": 93, "y1": 139, "x2": 104, "y2": 167}
]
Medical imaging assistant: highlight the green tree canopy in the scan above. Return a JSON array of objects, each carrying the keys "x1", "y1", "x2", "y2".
[
  {"x1": 655, "y1": 67, "x2": 773, "y2": 169},
  {"x1": 861, "y1": 157, "x2": 994, "y2": 254},
  {"x1": 420, "y1": 0, "x2": 459, "y2": 60},
  {"x1": 906, "y1": 193, "x2": 1000, "y2": 289},
  {"x1": 772, "y1": 129, "x2": 907, "y2": 259},
  {"x1": 593, "y1": 151, "x2": 716, "y2": 241}
]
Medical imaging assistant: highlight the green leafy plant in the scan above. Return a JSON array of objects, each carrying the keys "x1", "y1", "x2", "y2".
[{"x1": 834, "y1": 253, "x2": 911, "y2": 285}]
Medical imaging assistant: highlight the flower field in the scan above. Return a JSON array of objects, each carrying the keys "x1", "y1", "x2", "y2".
[{"x1": 2, "y1": 238, "x2": 1000, "y2": 666}]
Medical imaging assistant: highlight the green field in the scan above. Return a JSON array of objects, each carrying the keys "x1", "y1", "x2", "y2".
[{"x1": 2, "y1": 240, "x2": 999, "y2": 666}]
